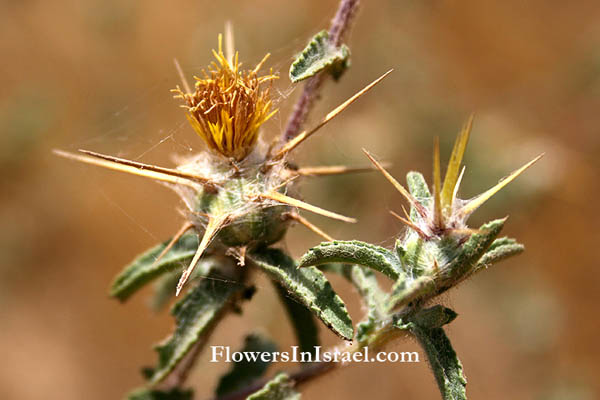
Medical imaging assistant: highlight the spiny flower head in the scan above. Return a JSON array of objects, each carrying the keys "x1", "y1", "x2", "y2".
[
  {"x1": 55, "y1": 31, "x2": 391, "y2": 296},
  {"x1": 173, "y1": 35, "x2": 278, "y2": 161},
  {"x1": 365, "y1": 115, "x2": 543, "y2": 240}
]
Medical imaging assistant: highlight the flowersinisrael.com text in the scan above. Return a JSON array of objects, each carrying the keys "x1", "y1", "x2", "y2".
[{"x1": 210, "y1": 346, "x2": 419, "y2": 364}]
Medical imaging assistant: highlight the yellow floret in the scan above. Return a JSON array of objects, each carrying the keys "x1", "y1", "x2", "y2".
[{"x1": 174, "y1": 35, "x2": 278, "y2": 161}]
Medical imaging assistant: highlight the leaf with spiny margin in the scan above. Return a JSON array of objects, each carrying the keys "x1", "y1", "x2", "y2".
[
  {"x1": 298, "y1": 240, "x2": 402, "y2": 281},
  {"x1": 150, "y1": 257, "x2": 222, "y2": 312},
  {"x1": 127, "y1": 387, "x2": 193, "y2": 400},
  {"x1": 150, "y1": 271, "x2": 242, "y2": 384},
  {"x1": 406, "y1": 171, "x2": 432, "y2": 222},
  {"x1": 110, "y1": 234, "x2": 199, "y2": 302},
  {"x1": 274, "y1": 283, "x2": 319, "y2": 355},
  {"x1": 249, "y1": 248, "x2": 353, "y2": 341},
  {"x1": 289, "y1": 30, "x2": 350, "y2": 83},
  {"x1": 247, "y1": 373, "x2": 301, "y2": 400},
  {"x1": 396, "y1": 306, "x2": 466, "y2": 400},
  {"x1": 215, "y1": 333, "x2": 278, "y2": 397}
]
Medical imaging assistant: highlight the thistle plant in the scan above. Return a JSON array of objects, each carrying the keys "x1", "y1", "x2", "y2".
[
  {"x1": 54, "y1": 1, "x2": 542, "y2": 398},
  {"x1": 297, "y1": 119, "x2": 542, "y2": 398},
  {"x1": 54, "y1": 2, "x2": 389, "y2": 397}
]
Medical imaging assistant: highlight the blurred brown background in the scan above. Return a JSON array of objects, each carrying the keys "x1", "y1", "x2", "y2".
[{"x1": 1, "y1": 0, "x2": 599, "y2": 399}]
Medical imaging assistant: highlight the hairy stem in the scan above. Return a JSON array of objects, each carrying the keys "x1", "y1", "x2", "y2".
[{"x1": 282, "y1": 0, "x2": 360, "y2": 142}]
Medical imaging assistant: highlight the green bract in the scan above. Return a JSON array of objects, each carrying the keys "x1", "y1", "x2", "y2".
[{"x1": 192, "y1": 175, "x2": 291, "y2": 248}]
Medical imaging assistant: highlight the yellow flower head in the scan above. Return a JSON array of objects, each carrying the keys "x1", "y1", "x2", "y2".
[{"x1": 174, "y1": 35, "x2": 278, "y2": 161}]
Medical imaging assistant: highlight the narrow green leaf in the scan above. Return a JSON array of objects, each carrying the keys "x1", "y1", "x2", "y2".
[
  {"x1": 216, "y1": 333, "x2": 278, "y2": 397},
  {"x1": 406, "y1": 171, "x2": 432, "y2": 200},
  {"x1": 486, "y1": 236, "x2": 518, "y2": 252},
  {"x1": 298, "y1": 240, "x2": 402, "y2": 281},
  {"x1": 289, "y1": 30, "x2": 350, "y2": 83},
  {"x1": 317, "y1": 264, "x2": 388, "y2": 343},
  {"x1": 411, "y1": 326, "x2": 467, "y2": 399},
  {"x1": 406, "y1": 172, "x2": 432, "y2": 222},
  {"x1": 394, "y1": 239, "x2": 407, "y2": 261},
  {"x1": 249, "y1": 248, "x2": 353, "y2": 341},
  {"x1": 150, "y1": 271, "x2": 242, "y2": 384},
  {"x1": 346, "y1": 266, "x2": 388, "y2": 343},
  {"x1": 395, "y1": 306, "x2": 466, "y2": 400},
  {"x1": 127, "y1": 387, "x2": 193, "y2": 400},
  {"x1": 386, "y1": 275, "x2": 432, "y2": 312},
  {"x1": 274, "y1": 283, "x2": 319, "y2": 355},
  {"x1": 441, "y1": 218, "x2": 506, "y2": 280},
  {"x1": 402, "y1": 236, "x2": 425, "y2": 276},
  {"x1": 475, "y1": 241, "x2": 524, "y2": 271},
  {"x1": 110, "y1": 234, "x2": 199, "y2": 302},
  {"x1": 247, "y1": 373, "x2": 301, "y2": 400}
]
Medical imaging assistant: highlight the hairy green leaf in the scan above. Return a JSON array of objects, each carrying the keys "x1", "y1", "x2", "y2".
[
  {"x1": 406, "y1": 171, "x2": 432, "y2": 221},
  {"x1": 485, "y1": 236, "x2": 518, "y2": 252},
  {"x1": 110, "y1": 234, "x2": 199, "y2": 302},
  {"x1": 345, "y1": 266, "x2": 388, "y2": 343},
  {"x1": 411, "y1": 326, "x2": 467, "y2": 399},
  {"x1": 274, "y1": 283, "x2": 319, "y2": 355},
  {"x1": 316, "y1": 263, "x2": 389, "y2": 342},
  {"x1": 298, "y1": 240, "x2": 402, "y2": 281},
  {"x1": 249, "y1": 248, "x2": 353, "y2": 341},
  {"x1": 127, "y1": 387, "x2": 193, "y2": 400},
  {"x1": 406, "y1": 171, "x2": 432, "y2": 200},
  {"x1": 441, "y1": 218, "x2": 506, "y2": 281},
  {"x1": 477, "y1": 243, "x2": 524, "y2": 270},
  {"x1": 150, "y1": 271, "x2": 242, "y2": 384},
  {"x1": 289, "y1": 30, "x2": 350, "y2": 83},
  {"x1": 247, "y1": 373, "x2": 301, "y2": 400},
  {"x1": 216, "y1": 333, "x2": 278, "y2": 397},
  {"x1": 396, "y1": 306, "x2": 466, "y2": 400},
  {"x1": 386, "y1": 275, "x2": 431, "y2": 311}
]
